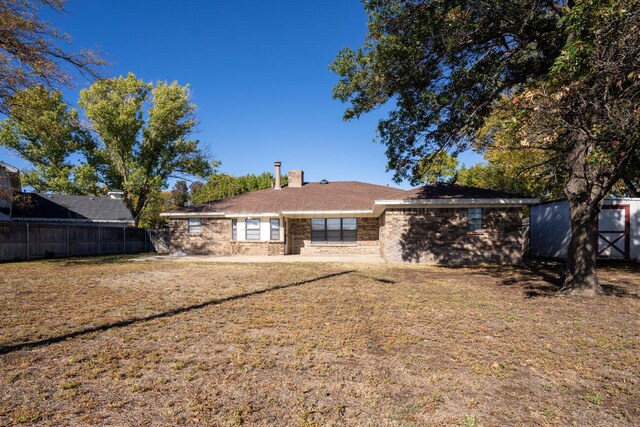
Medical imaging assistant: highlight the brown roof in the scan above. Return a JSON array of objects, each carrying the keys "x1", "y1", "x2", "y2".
[
  {"x1": 386, "y1": 184, "x2": 529, "y2": 200},
  {"x1": 170, "y1": 181, "x2": 403, "y2": 214}
]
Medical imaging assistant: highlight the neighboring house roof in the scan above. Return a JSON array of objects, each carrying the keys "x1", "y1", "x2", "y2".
[
  {"x1": 166, "y1": 181, "x2": 402, "y2": 215},
  {"x1": 386, "y1": 184, "x2": 529, "y2": 200},
  {"x1": 0, "y1": 161, "x2": 19, "y2": 174},
  {"x1": 11, "y1": 193, "x2": 134, "y2": 224},
  {"x1": 162, "y1": 181, "x2": 539, "y2": 218},
  {"x1": 0, "y1": 161, "x2": 21, "y2": 191}
]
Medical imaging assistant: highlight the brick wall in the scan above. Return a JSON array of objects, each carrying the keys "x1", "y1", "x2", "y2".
[
  {"x1": 169, "y1": 219, "x2": 285, "y2": 256},
  {"x1": 169, "y1": 218, "x2": 232, "y2": 255},
  {"x1": 230, "y1": 241, "x2": 285, "y2": 255},
  {"x1": 381, "y1": 207, "x2": 523, "y2": 265},
  {"x1": 286, "y1": 217, "x2": 380, "y2": 255}
]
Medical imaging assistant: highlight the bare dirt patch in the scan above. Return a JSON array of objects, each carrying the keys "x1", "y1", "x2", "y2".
[{"x1": 0, "y1": 258, "x2": 638, "y2": 426}]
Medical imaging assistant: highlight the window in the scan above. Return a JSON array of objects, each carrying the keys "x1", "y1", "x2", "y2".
[
  {"x1": 231, "y1": 219, "x2": 237, "y2": 240},
  {"x1": 270, "y1": 218, "x2": 280, "y2": 240},
  {"x1": 342, "y1": 218, "x2": 357, "y2": 242},
  {"x1": 311, "y1": 218, "x2": 325, "y2": 242},
  {"x1": 188, "y1": 218, "x2": 202, "y2": 234},
  {"x1": 468, "y1": 208, "x2": 482, "y2": 231},
  {"x1": 245, "y1": 219, "x2": 260, "y2": 240},
  {"x1": 311, "y1": 218, "x2": 357, "y2": 243}
]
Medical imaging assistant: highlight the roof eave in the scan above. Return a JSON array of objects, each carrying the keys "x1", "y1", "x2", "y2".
[
  {"x1": 160, "y1": 212, "x2": 225, "y2": 218},
  {"x1": 11, "y1": 217, "x2": 134, "y2": 224},
  {"x1": 374, "y1": 198, "x2": 540, "y2": 207}
]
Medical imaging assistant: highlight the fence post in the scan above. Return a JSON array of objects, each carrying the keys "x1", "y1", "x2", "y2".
[
  {"x1": 123, "y1": 227, "x2": 126, "y2": 254},
  {"x1": 25, "y1": 223, "x2": 29, "y2": 260}
]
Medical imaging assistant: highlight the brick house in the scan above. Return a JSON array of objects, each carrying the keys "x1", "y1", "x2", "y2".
[{"x1": 162, "y1": 162, "x2": 538, "y2": 264}]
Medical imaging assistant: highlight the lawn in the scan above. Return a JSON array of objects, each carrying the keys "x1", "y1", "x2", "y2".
[{"x1": 0, "y1": 258, "x2": 638, "y2": 426}]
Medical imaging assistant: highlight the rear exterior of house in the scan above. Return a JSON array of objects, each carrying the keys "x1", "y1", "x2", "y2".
[
  {"x1": 530, "y1": 198, "x2": 640, "y2": 261},
  {"x1": 162, "y1": 163, "x2": 538, "y2": 264}
]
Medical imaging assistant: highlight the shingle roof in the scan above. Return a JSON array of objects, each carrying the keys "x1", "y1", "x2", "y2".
[
  {"x1": 386, "y1": 184, "x2": 529, "y2": 200},
  {"x1": 12, "y1": 193, "x2": 134, "y2": 223},
  {"x1": 168, "y1": 181, "x2": 403, "y2": 214},
  {"x1": 164, "y1": 182, "x2": 534, "y2": 217}
]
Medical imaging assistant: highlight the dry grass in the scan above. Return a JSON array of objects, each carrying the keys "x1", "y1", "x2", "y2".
[{"x1": 0, "y1": 257, "x2": 638, "y2": 426}]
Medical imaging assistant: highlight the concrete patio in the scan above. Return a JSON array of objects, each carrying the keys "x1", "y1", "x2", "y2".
[{"x1": 133, "y1": 254, "x2": 386, "y2": 264}]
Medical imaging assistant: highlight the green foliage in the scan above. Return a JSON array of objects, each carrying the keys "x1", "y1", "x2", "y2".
[
  {"x1": 170, "y1": 180, "x2": 189, "y2": 208},
  {"x1": 416, "y1": 151, "x2": 458, "y2": 184},
  {"x1": 78, "y1": 73, "x2": 213, "y2": 224},
  {"x1": 191, "y1": 172, "x2": 287, "y2": 205},
  {"x1": 138, "y1": 180, "x2": 194, "y2": 228},
  {"x1": 137, "y1": 190, "x2": 171, "y2": 229},
  {"x1": 2, "y1": 74, "x2": 213, "y2": 225},
  {"x1": 0, "y1": 86, "x2": 100, "y2": 194},
  {"x1": 456, "y1": 151, "x2": 565, "y2": 200},
  {"x1": 331, "y1": 0, "x2": 566, "y2": 185},
  {"x1": 331, "y1": 0, "x2": 639, "y2": 189}
]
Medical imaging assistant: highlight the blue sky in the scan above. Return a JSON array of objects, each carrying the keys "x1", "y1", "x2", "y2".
[{"x1": 0, "y1": 0, "x2": 481, "y2": 190}]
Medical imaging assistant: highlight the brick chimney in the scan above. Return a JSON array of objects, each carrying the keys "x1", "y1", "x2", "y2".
[{"x1": 288, "y1": 170, "x2": 304, "y2": 188}]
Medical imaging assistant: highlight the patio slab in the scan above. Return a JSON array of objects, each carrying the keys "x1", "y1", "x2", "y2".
[{"x1": 134, "y1": 254, "x2": 386, "y2": 264}]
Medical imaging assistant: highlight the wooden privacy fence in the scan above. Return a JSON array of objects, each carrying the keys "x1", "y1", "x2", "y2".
[{"x1": 0, "y1": 222, "x2": 169, "y2": 262}]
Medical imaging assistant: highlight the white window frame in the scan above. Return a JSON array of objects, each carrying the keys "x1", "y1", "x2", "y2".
[
  {"x1": 270, "y1": 218, "x2": 280, "y2": 240},
  {"x1": 245, "y1": 218, "x2": 260, "y2": 240},
  {"x1": 468, "y1": 208, "x2": 483, "y2": 232},
  {"x1": 231, "y1": 219, "x2": 237, "y2": 240},
  {"x1": 188, "y1": 218, "x2": 202, "y2": 234}
]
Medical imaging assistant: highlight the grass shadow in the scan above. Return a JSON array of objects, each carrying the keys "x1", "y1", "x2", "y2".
[{"x1": 0, "y1": 270, "x2": 355, "y2": 356}]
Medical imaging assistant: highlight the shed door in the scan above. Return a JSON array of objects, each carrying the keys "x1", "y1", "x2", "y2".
[{"x1": 597, "y1": 205, "x2": 630, "y2": 259}]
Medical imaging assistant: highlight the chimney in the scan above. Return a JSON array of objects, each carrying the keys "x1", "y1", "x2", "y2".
[
  {"x1": 288, "y1": 170, "x2": 304, "y2": 188},
  {"x1": 274, "y1": 161, "x2": 282, "y2": 190}
]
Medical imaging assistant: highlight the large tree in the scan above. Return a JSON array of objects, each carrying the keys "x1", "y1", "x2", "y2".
[
  {"x1": 0, "y1": 0, "x2": 103, "y2": 113},
  {"x1": 1, "y1": 74, "x2": 213, "y2": 226},
  {"x1": 0, "y1": 86, "x2": 100, "y2": 194},
  {"x1": 331, "y1": 0, "x2": 640, "y2": 295},
  {"x1": 78, "y1": 73, "x2": 213, "y2": 225}
]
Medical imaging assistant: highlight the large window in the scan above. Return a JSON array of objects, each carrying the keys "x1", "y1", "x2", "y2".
[
  {"x1": 231, "y1": 219, "x2": 237, "y2": 240},
  {"x1": 245, "y1": 219, "x2": 260, "y2": 240},
  {"x1": 468, "y1": 208, "x2": 483, "y2": 232},
  {"x1": 270, "y1": 218, "x2": 280, "y2": 240},
  {"x1": 311, "y1": 218, "x2": 357, "y2": 243},
  {"x1": 188, "y1": 218, "x2": 202, "y2": 234}
]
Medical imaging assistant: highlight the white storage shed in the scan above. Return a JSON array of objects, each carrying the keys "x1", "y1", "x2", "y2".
[{"x1": 530, "y1": 198, "x2": 640, "y2": 261}]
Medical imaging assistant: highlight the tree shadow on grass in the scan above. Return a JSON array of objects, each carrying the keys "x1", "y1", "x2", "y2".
[
  {"x1": 492, "y1": 258, "x2": 640, "y2": 299},
  {"x1": 0, "y1": 270, "x2": 355, "y2": 356}
]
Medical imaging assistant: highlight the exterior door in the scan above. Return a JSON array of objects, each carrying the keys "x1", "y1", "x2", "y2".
[{"x1": 597, "y1": 205, "x2": 630, "y2": 260}]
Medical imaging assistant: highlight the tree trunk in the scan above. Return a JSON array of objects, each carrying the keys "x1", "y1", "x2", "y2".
[
  {"x1": 560, "y1": 202, "x2": 603, "y2": 295},
  {"x1": 559, "y1": 130, "x2": 609, "y2": 296}
]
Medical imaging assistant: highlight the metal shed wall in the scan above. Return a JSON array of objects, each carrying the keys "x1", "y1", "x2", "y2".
[{"x1": 530, "y1": 198, "x2": 640, "y2": 260}]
